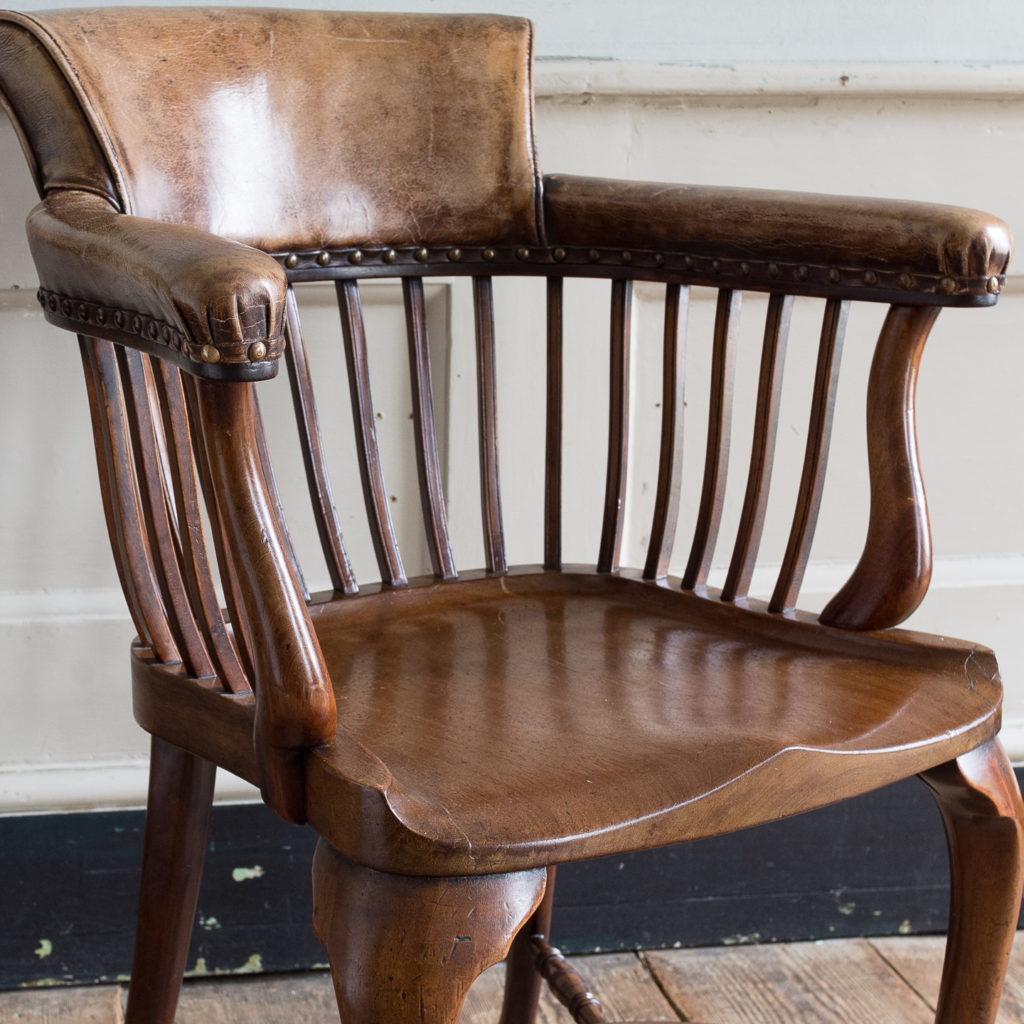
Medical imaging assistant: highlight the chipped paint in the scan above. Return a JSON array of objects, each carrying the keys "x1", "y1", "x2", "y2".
[
  {"x1": 199, "y1": 915, "x2": 222, "y2": 930},
  {"x1": 722, "y1": 932, "x2": 761, "y2": 946},
  {"x1": 186, "y1": 953, "x2": 264, "y2": 978},
  {"x1": 33, "y1": 939, "x2": 52, "y2": 959},
  {"x1": 231, "y1": 865, "x2": 264, "y2": 882},
  {"x1": 837, "y1": 901, "x2": 856, "y2": 916},
  {"x1": 899, "y1": 920, "x2": 913, "y2": 935}
]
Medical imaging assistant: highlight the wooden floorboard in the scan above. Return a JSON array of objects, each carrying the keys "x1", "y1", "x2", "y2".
[{"x1": 3, "y1": 935, "x2": 1024, "y2": 1022}]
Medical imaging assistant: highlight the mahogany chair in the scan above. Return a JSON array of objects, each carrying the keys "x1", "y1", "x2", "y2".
[{"x1": 1, "y1": 7, "x2": 1021, "y2": 1023}]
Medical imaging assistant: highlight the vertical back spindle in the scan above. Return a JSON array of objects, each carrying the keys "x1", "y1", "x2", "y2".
[
  {"x1": 597, "y1": 279, "x2": 632, "y2": 573},
  {"x1": 681, "y1": 289, "x2": 741, "y2": 590},
  {"x1": 283, "y1": 287, "x2": 358, "y2": 595},
  {"x1": 643, "y1": 284, "x2": 689, "y2": 581},
  {"x1": 769, "y1": 298, "x2": 848, "y2": 613},
  {"x1": 473, "y1": 276, "x2": 506, "y2": 574},
  {"x1": 544, "y1": 277, "x2": 564, "y2": 571},
  {"x1": 721, "y1": 292, "x2": 793, "y2": 602},
  {"x1": 403, "y1": 277, "x2": 456, "y2": 579},
  {"x1": 337, "y1": 278, "x2": 407, "y2": 587}
]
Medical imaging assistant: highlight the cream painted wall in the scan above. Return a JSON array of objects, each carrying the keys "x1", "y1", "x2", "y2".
[{"x1": 2, "y1": 4, "x2": 1024, "y2": 810}]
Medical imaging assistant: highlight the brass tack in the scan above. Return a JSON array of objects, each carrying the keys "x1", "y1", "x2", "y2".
[
  {"x1": 516, "y1": 247, "x2": 531, "y2": 261},
  {"x1": 114, "y1": 310, "x2": 124, "y2": 327},
  {"x1": 768, "y1": 263, "x2": 779, "y2": 278},
  {"x1": 316, "y1": 251, "x2": 331, "y2": 267},
  {"x1": 200, "y1": 344, "x2": 221, "y2": 364},
  {"x1": 348, "y1": 250, "x2": 364, "y2": 265},
  {"x1": 939, "y1": 277, "x2": 957, "y2": 295},
  {"x1": 553, "y1": 248, "x2": 567, "y2": 262},
  {"x1": 414, "y1": 247, "x2": 430, "y2": 262},
  {"x1": 828, "y1": 268, "x2": 841, "y2": 284},
  {"x1": 796, "y1": 265, "x2": 809, "y2": 281},
  {"x1": 482, "y1": 248, "x2": 496, "y2": 261},
  {"x1": 382, "y1": 248, "x2": 398, "y2": 264},
  {"x1": 148, "y1": 321, "x2": 158, "y2": 339},
  {"x1": 987, "y1": 275, "x2": 1001, "y2": 294},
  {"x1": 447, "y1": 248, "x2": 463, "y2": 262},
  {"x1": 587, "y1": 249, "x2": 601, "y2": 263},
  {"x1": 898, "y1": 272, "x2": 913, "y2": 290},
  {"x1": 284, "y1": 253, "x2": 299, "y2": 269},
  {"x1": 96, "y1": 309, "x2": 106, "y2": 325},
  {"x1": 683, "y1": 256, "x2": 694, "y2": 270},
  {"x1": 60, "y1": 298, "x2": 71, "y2": 316},
  {"x1": 131, "y1": 315, "x2": 141, "y2": 333},
  {"x1": 711, "y1": 259, "x2": 721, "y2": 274},
  {"x1": 740, "y1": 261, "x2": 751, "y2": 276},
  {"x1": 249, "y1": 341, "x2": 268, "y2": 361},
  {"x1": 621, "y1": 251, "x2": 632, "y2": 264},
  {"x1": 654, "y1": 253, "x2": 664, "y2": 266},
  {"x1": 863, "y1": 270, "x2": 878, "y2": 286}
]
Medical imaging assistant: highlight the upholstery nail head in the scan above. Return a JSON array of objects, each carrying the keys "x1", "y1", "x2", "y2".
[
  {"x1": 447, "y1": 248, "x2": 463, "y2": 262},
  {"x1": 249, "y1": 341, "x2": 268, "y2": 361},
  {"x1": 828, "y1": 268, "x2": 841, "y2": 283},
  {"x1": 148, "y1": 321, "x2": 158, "y2": 339},
  {"x1": 553, "y1": 248, "x2": 566, "y2": 262},
  {"x1": 516, "y1": 247, "x2": 530, "y2": 261},
  {"x1": 415, "y1": 247, "x2": 430, "y2": 262},
  {"x1": 654, "y1": 253, "x2": 664, "y2": 266},
  {"x1": 863, "y1": 270, "x2": 878, "y2": 286},
  {"x1": 987, "y1": 276, "x2": 1001, "y2": 294},
  {"x1": 200, "y1": 344, "x2": 221, "y2": 364},
  {"x1": 382, "y1": 249, "x2": 398, "y2": 264},
  {"x1": 482, "y1": 248, "x2": 496, "y2": 261},
  {"x1": 740, "y1": 262, "x2": 751, "y2": 276},
  {"x1": 939, "y1": 277, "x2": 957, "y2": 295},
  {"x1": 768, "y1": 263, "x2": 779, "y2": 278},
  {"x1": 316, "y1": 251, "x2": 331, "y2": 267},
  {"x1": 898, "y1": 272, "x2": 913, "y2": 290},
  {"x1": 796, "y1": 265, "x2": 809, "y2": 281},
  {"x1": 348, "y1": 250, "x2": 364, "y2": 265},
  {"x1": 284, "y1": 254, "x2": 299, "y2": 269},
  {"x1": 711, "y1": 259, "x2": 721, "y2": 274},
  {"x1": 621, "y1": 251, "x2": 632, "y2": 264},
  {"x1": 587, "y1": 249, "x2": 601, "y2": 263}
]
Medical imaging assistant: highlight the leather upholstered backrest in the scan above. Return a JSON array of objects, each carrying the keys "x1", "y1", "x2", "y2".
[{"x1": 0, "y1": 7, "x2": 542, "y2": 251}]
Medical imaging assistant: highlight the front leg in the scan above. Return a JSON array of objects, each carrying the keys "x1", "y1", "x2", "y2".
[
  {"x1": 921, "y1": 739, "x2": 1024, "y2": 1024},
  {"x1": 312, "y1": 840, "x2": 547, "y2": 1024}
]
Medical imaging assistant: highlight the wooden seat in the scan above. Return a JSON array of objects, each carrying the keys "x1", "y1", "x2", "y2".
[{"x1": 0, "y1": 7, "x2": 1021, "y2": 1024}]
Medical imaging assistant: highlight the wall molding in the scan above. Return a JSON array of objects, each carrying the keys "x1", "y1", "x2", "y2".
[{"x1": 535, "y1": 59, "x2": 1024, "y2": 100}]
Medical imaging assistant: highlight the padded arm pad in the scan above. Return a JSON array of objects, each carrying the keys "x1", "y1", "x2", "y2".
[
  {"x1": 543, "y1": 174, "x2": 1013, "y2": 307},
  {"x1": 28, "y1": 189, "x2": 288, "y2": 380}
]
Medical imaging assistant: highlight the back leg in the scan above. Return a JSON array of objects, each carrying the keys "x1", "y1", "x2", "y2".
[
  {"x1": 124, "y1": 736, "x2": 216, "y2": 1024},
  {"x1": 920, "y1": 738, "x2": 1024, "y2": 1024},
  {"x1": 499, "y1": 866, "x2": 556, "y2": 1024}
]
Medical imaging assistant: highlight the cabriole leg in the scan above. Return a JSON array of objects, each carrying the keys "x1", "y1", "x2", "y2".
[
  {"x1": 921, "y1": 739, "x2": 1024, "y2": 1024},
  {"x1": 124, "y1": 736, "x2": 216, "y2": 1024},
  {"x1": 312, "y1": 839, "x2": 547, "y2": 1024}
]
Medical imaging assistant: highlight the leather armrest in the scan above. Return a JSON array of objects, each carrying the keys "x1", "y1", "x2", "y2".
[
  {"x1": 27, "y1": 189, "x2": 287, "y2": 380},
  {"x1": 543, "y1": 174, "x2": 1013, "y2": 306}
]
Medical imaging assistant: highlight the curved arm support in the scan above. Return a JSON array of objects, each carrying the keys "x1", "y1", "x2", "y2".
[
  {"x1": 543, "y1": 174, "x2": 1011, "y2": 306},
  {"x1": 819, "y1": 304, "x2": 938, "y2": 630},
  {"x1": 27, "y1": 189, "x2": 287, "y2": 380},
  {"x1": 195, "y1": 379, "x2": 335, "y2": 821}
]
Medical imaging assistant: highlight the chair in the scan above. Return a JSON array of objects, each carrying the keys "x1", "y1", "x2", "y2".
[{"x1": 0, "y1": 7, "x2": 1021, "y2": 1022}]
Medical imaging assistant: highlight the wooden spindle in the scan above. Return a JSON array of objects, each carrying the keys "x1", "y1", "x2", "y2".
[
  {"x1": 681, "y1": 289, "x2": 741, "y2": 590},
  {"x1": 153, "y1": 361, "x2": 250, "y2": 692},
  {"x1": 79, "y1": 337, "x2": 178, "y2": 663},
  {"x1": 820, "y1": 304, "x2": 939, "y2": 629},
  {"x1": 597, "y1": 279, "x2": 632, "y2": 573},
  {"x1": 531, "y1": 934, "x2": 605, "y2": 1024},
  {"x1": 403, "y1": 276, "x2": 456, "y2": 580},
  {"x1": 118, "y1": 347, "x2": 214, "y2": 679},
  {"x1": 283, "y1": 287, "x2": 358, "y2": 595},
  {"x1": 770, "y1": 298, "x2": 848, "y2": 613},
  {"x1": 544, "y1": 277, "x2": 564, "y2": 571},
  {"x1": 337, "y1": 278, "x2": 407, "y2": 587},
  {"x1": 722, "y1": 292, "x2": 793, "y2": 602},
  {"x1": 473, "y1": 276, "x2": 506, "y2": 574},
  {"x1": 644, "y1": 284, "x2": 689, "y2": 581}
]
